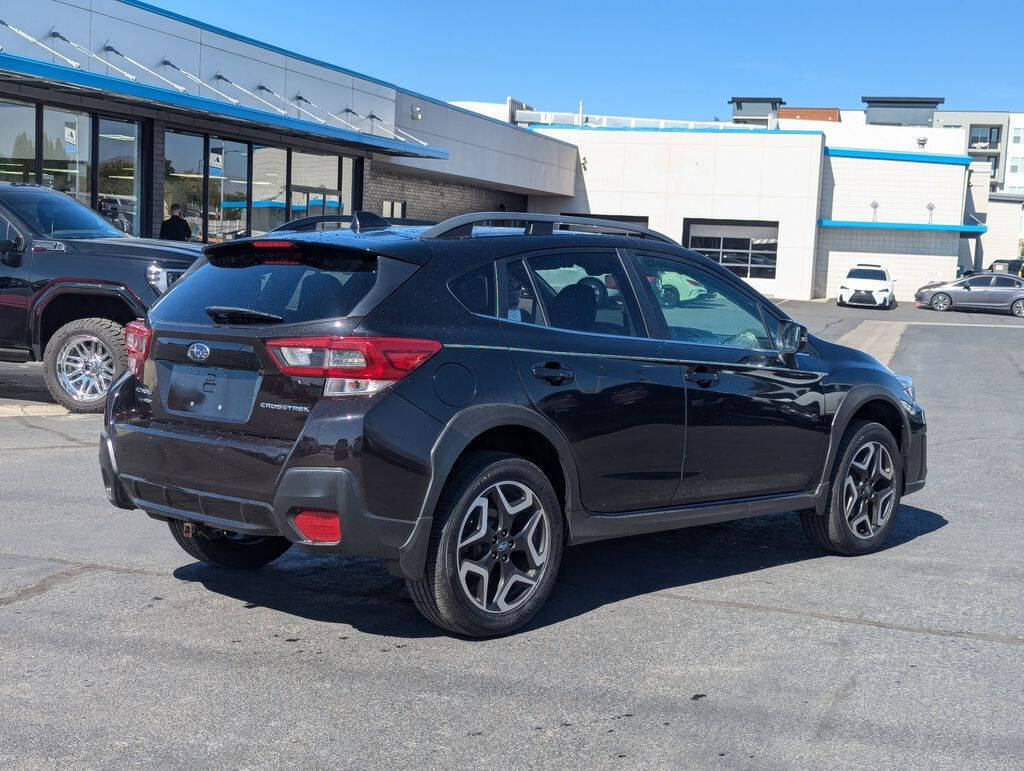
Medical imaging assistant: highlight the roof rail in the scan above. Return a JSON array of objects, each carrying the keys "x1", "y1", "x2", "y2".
[{"x1": 419, "y1": 212, "x2": 676, "y2": 244}]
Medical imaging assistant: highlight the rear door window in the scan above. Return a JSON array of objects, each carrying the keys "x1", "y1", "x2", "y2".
[
  {"x1": 520, "y1": 251, "x2": 644, "y2": 337},
  {"x1": 151, "y1": 254, "x2": 380, "y2": 325},
  {"x1": 992, "y1": 276, "x2": 1020, "y2": 288}
]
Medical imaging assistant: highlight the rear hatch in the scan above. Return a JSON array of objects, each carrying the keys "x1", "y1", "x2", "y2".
[{"x1": 135, "y1": 238, "x2": 421, "y2": 441}]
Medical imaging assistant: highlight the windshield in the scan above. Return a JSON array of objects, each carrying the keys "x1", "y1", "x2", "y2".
[
  {"x1": 847, "y1": 268, "x2": 887, "y2": 281},
  {"x1": 2, "y1": 190, "x2": 126, "y2": 239}
]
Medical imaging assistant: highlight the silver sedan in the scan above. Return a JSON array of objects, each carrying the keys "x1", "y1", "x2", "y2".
[{"x1": 915, "y1": 273, "x2": 1024, "y2": 318}]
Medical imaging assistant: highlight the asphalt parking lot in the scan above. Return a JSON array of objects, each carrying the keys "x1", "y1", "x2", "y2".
[{"x1": 2, "y1": 300, "x2": 1023, "y2": 768}]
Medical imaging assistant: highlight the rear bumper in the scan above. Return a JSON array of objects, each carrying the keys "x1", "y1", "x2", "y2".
[{"x1": 100, "y1": 428, "x2": 419, "y2": 565}]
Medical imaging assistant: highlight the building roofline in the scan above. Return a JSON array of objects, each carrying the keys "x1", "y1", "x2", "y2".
[
  {"x1": 113, "y1": 0, "x2": 574, "y2": 147},
  {"x1": 861, "y1": 96, "x2": 945, "y2": 106},
  {"x1": 728, "y1": 96, "x2": 786, "y2": 105}
]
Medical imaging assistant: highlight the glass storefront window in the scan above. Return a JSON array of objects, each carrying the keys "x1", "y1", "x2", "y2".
[
  {"x1": 43, "y1": 108, "x2": 91, "y2": 205},
  {"x1": 97, "y1": 118, "x2": 141, "y2": 235},
  {"x1": 291, "y1": 150, "x2": 340, "y2": 219},
  {"x1": 208, "y1": 139, "x2": 249, "y2": 243},
  {"x1": 163, "y1": 131, "x2": 203, "y2": 241},
  {"x1": 0, "y1": 99, "x2": 36, "y2": 183},
  {"x1": 251, "y1": 145, "x2": 287, "y2": 236}
]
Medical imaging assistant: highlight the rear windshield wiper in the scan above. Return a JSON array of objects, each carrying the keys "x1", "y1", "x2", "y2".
[{"x1": 205, "y1": 306, "x2": 284, "y2": 324}]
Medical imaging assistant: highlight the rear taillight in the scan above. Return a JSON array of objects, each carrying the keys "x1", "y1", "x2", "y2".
[
  {"x1": 124, "y1": 320, "x2": 152, "y2": 378},
  {"x1": 266, "y1": 336, "x2": 442, "y2": 395},
  {"x1": 292, "y1": 509, "x2": 341, "y2": 543}
]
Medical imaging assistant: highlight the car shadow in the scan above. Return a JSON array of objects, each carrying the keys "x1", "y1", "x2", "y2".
[{"x1": 172, "y1": 504, "x2": 946, "y2": 639}]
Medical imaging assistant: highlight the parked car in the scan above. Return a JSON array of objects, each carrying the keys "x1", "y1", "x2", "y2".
[
  {"x1": 985, "y1": 259, "x2": 1024, "y2": 277},
  {"x1": 837, "y1": 264, "x2": 896, "y2": 309},
  {"x1": 652, "y1": 269, "x2": 709, "y2": 306},
  {"x1": 915, "y1": 272, "x2": 1024, "y2": 317},
  {"x1": 0, "y1": 183, "x2": 200, "y2": 411},
  {"x1": 99, "y1": 212, "x2": 927, "y2": 637}
]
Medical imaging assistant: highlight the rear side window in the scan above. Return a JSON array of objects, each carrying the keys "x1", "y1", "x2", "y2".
[
  {"x1": 993, "y1": 276, "x2": 1021, "y2": 288},
  {"x1": 151, "y1": 255, "x2": 380, "y2": 324},
  {"x1": 449, "y1": 264, "x2": 496, "y2": 315}
]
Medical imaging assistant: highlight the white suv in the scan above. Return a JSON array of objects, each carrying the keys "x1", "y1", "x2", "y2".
[{"x1": 837, "y1": 264, "x2": 896, "y2": 309}]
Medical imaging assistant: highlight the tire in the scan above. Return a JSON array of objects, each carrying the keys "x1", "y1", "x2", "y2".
[
  {"x1": 662, "y1": 285, "x2": 681, "y2": 307},
  {"x1": 42, "y1": 318, "x2": 126, "y2": 413},
  {"x1": 1011, "y1": 299, "x2": 1024, "y2": 318},
  {"x1": 836, "y1": 298, "x2": 845, "y2": 307},
  {"x1": 931, "y1": 293, "x2": 952, "y2": 312},
  {"x1": 800, "y1": 420, "x2": 902, "y2": 555},
  {"x1": 167, "y1": 519, "x2": 291, "y2": 569},
  {"x1": 407, "y1": 451, "x2": 565, "y2": 637}
]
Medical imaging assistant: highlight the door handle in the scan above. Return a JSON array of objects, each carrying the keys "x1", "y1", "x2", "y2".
[
  {"x1": 684, "y1": 366, "x2": 719, "y2": 387},
  {"x1": 532, "y1": 362, "x2": 575, "y2": 385}
]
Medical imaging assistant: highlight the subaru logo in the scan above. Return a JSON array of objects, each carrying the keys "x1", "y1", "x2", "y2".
[{"x1": 187, "y1": 343, "x2": 210, "y2": 362}]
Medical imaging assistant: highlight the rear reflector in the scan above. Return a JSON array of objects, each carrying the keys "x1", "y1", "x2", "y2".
[
  {"x1": 292, "y1": 509, "x2": 341, "y2": 543},
  {"x1": 266, "y1": 335, "x2": 442, "y2": 395},
  {"x1": 124, "y1": 319, "x2": 151, "y2": 379}
]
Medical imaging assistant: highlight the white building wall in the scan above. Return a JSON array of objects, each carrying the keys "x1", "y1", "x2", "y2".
[
  {"x1": 984, "y1": 199, "x2": 1024, "y2": 261},
  {"x1": 1004, "y1": 114, "x2": 1024, "y2": 203},
  {"x1": 527, "y1": 127, "x2": 825, "y2": 300},
  {"x1": 815, "y1": 229, "x2": 960, "y2": 301},
  {"x1": 819, "y1": 156, "x2": 966, "y2": 225}
]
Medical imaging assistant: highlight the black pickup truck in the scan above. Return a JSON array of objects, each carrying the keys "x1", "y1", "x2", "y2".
[{"x1": 0, "y1": 183, "x2": 199, "y2": 411}]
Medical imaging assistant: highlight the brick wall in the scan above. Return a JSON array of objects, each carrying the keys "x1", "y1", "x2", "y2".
[{"x1": 363, "y1": 159, "x2": 526, "y2": 221}]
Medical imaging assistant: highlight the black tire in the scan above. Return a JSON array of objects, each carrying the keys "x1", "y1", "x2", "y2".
[
  {"x1": 1011, "y1": 298, "x2": 1024, "y2": 318},
  {"x1": 167, "y1": 519, "x2": 291, "y2": 569},
  {"x1": 42, "y1": 317, "x2": 127, "y2": 413},
  {"x1": 836, "y1": 298, "x2": 844, "y2": 307},
  {"x1": 407, "y1": 451, "x2": 564, "y2": 637},
  {"x1": 800, "y1": 420, "x2": 902, "y2": 555},
  {"x1": 931, "y1": 292, "x2": 952, "y2": 312},
  {"x1": 662, "y1": 285, "x2": 681, "y2": 307}
]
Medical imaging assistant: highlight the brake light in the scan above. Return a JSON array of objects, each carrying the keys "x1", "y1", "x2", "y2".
[
  {"x1": 252, "y1": 240, "x2": 295, "y2": 249},
  {"x1": 266, "y1": 336, "x2": 442, "y2": 395},
  {"x1": 292, "y1": 510, "x2": 341, "y2": 543},
  {"x1": 124, "y1": 320, "x2": 151, "y2": 378}
]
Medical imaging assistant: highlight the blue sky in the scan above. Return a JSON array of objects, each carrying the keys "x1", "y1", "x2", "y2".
[{"x1": 164, "y1": 0, "x2": 1024, "y2": 119}]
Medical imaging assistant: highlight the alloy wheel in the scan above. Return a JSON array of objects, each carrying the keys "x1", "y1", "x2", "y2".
[
  {"x1": 931, "y1": 293, "x2": 951, "y2": 312},
  {"x1": 842, "y1": 441, "x2": 896, "y2": 539},
  {"x1": 56, "y1": 334, "x2": 115, "y2": 402},
  {"x1": 1012, "y1": 299, "x2": 1024, "y2": 318},
  {"x1": 455, "y1": 480, "x2": 551, "y2": 614}
]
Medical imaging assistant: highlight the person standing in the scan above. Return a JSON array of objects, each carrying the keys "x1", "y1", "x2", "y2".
[{"x1": 159, "y1": 203, "x2": 193, "y2": 241}]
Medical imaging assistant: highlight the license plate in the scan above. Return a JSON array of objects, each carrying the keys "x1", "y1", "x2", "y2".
[{"x1": 164, "y1": 365, "x2": 260, "y2": 422}]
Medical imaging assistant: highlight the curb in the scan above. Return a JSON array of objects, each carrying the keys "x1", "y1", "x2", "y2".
[{"x1": 0, "y1": 403, "x2": 70, "y2": 417}]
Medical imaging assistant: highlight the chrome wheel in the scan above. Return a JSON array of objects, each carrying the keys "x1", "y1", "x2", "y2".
[
  {"x1": 842, "y1": 441, "x2": 896, "y2": 539},
  {"x1": 456, "y1": 480, "x2": 550, "y2": 614},
  {"x1": 931, "y1": 293, "x2": 951, "y2": 312},
  {"x1": 1012, "y1": 299, "x2": 1024, "y2": 318},
  {"x1": 56, "y1": 334, "x2": 115, "y2": 402}
]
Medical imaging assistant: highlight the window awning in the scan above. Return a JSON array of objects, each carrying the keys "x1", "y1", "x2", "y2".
[{"x1": 0, "y1": 52, "x2": 449, "y2": 160}]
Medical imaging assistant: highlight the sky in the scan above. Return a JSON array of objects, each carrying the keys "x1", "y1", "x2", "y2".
[{"x1": 163, "y1": 0, "x2": 1024, "y2": 120}]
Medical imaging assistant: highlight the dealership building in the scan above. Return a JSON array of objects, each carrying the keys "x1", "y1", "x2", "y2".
[{"x1": 1, "y1": 1, "x2": 1021, "y2": 301}]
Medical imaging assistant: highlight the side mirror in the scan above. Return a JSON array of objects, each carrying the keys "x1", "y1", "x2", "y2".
[
  {"x1": 0, "y1": 236, "x2": 24, "y2": 268},
  {"x1": 778, "y1": 320, "x2": 807, "y2": 355}
]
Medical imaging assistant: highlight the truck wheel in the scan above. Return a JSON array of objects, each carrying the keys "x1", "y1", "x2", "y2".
[
  {"x1": 43, "y1": 318, "x2": 126, "y2": 413},
  {"x1": 168, "y1": 520, "x2": 291, "y2": 569},
  {"x1": 800, "y1": 420, "x2": 902, "y2": 555},
  {"x1": 407, "y1": 452, "x2": 564, "y2": 637}
]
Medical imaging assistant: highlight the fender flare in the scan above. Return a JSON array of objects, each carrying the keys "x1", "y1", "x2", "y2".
[
  {"x1": 812, "y1": 384, "x2": 912, "y2": 513},
  {"x1": 29, "y1": 281, "x2": 146, "y2": 356},
  {"x1": 397, "y1": 403, "x2": 580, "y2": 579}
]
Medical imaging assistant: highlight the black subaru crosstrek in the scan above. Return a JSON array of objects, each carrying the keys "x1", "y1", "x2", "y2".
[{"x1": 99, "y1": 212, "x2": 927, "y2": 636}]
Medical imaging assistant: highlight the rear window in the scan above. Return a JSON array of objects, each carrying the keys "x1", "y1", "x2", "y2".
[
  {"x1": 150, "y1": 255, "x2": 380, "y2": 325},
  {"x1": 847, "y1": 268, "x2": 887, "y2": 281}
]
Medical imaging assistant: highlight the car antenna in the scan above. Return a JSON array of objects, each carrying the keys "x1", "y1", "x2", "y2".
[{"x1": 350, "y1": 211, "x2": 390, "y2": 233}]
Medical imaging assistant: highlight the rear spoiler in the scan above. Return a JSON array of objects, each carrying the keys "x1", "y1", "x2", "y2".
[{"x1": 202, "y1": 233, "x2": 429, "y2": 266}]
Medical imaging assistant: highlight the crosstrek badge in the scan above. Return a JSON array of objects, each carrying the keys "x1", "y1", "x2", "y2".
[{"x1": 259, "y1": 402, "x2": 311, "y2": 413}]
